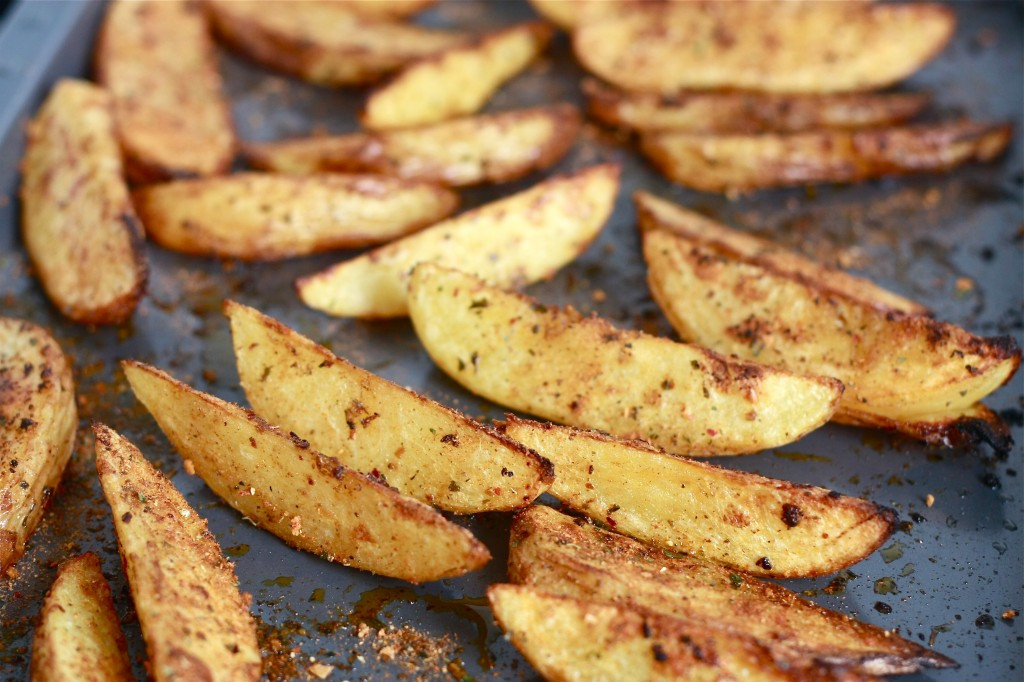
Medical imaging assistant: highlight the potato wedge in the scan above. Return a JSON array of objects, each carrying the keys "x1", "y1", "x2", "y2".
[
  {"x1": 408, "y1": 264, "x2": 842, "y2": 456},
  {"x1": 0, "y1": 319, "x2": 76, "y2": 575},
  {"x1": 297, "y1": 164, "x2": 618, "y2": 318},
  {"x1": 205, "y1": 0, "x2": 465, "y2": 86},
  {"x1": 20, "y1": 79, "x2": 147, "y2": 325},
  {"x1": 95, "y1": 0, "x2": 235, "y2": 182},
  {"x1": 133, "y1": 173, "x2": 458, "y2": 261},
  {"x1": 335, "y1": 0, "x2": 436, "y2": 20},
  {"x1": 501, "y1": 416, "x2": 893, "y2": 577},
  {"x1": 642, "y1": 220, "x2": 1021, "y2": 448},
  {"x1": 584, "y1": 79, "x2": 930, "y2": 134},
  {"x1": 244, "y1": 104, "x2": 581, "y2": 186},
  {"x1": 573, "y1": 2, "x2": 954, "y2": 94},
  {"x1": 93, "y1": 425, "x2": 261, "y2": 681},
  {"x1": 362, "y1": 22, "x2": 553, "y2": 130},
  {"x1": 122, "y1": 361, "x2": 490, "y2": 583},
  {"x1": 509, "y1": 505, "x2": 957, "y2": 676},
  {"x1": 226, "y1": 300, "x2": 553, "y2": 513},
  {"x1": 529, "y1": 0, "x2": 653, "y2": 30},
  {"x1": 29, "y1": 553, "x2": 133, "y2": 682},
  {"x1": 640, "y1": 121, "x2": 1013, "y2": 193}
]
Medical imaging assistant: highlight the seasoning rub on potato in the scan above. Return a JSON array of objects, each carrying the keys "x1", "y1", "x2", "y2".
[
  {"x1": 408, "y1": 264, "x2": 842, "y2": 456},
  {"x1": 123, "y1": 362, "x2": 490, "y2": 583}
]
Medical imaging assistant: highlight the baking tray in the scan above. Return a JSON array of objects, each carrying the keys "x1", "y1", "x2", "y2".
[{"x1": 0, "y1": 1, "x2": 1021, "y2": 680}]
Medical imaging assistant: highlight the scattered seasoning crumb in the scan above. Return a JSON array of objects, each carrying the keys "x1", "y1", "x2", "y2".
[
  {"x1": 1002, "y1": 609, "x2": 1018, "y2": 621},
  {"x1": 925, "y1": 494, "x2": 935, "y2": 507},
  {"x1": 183, "y1": 458, "x2": 196, "y2": 475},
  {"x1": 308, "y1": 662, "x2": 333, "y2": 679},
  {"x1": 592, "y1": 289, "x2": 606, "y2": 302},
  {"x1": 290, "y1": 515, "x2": 303, "y2": 536}
]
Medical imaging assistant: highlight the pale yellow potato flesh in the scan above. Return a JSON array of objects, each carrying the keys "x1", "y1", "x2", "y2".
[
  {"x1": 94, "y1": 425, "x2": 262, "y2": 682},
  {"x1": 297, "y1": 164, "x2": 618, "y2": 318},
  {"x1": 362, "y1": 22, "x2": 552, "y2": 130},
  {"x1": 244, "y1": 104, "x2": 581, "y2": 186},
  {"x1": 509, "y1": 505, "x2": 957, "y2": 677},
  {"x1": 408, "y1": 264, "x2": 842, "y2": 456},
  {"x1": 96, "y1": 0, "x2": 235, "y2": 182},
  {"x1": 133, "y1": 173, "x2": 458, "y2": 260},
  {"x1": 573, "y1": 2, "x2": 955, "y2": 94},
  {"x1": 29, "y1": 553, "x2": 134, "y2": 682},
  {"x1": 501, "y1": 417, "x2": 893, "y2": 578},
  {"x1": 226, "y1": 300, "x2": 553, "y2": 513},
  {"x1": 640, "y1": 121, "x2": 1013, "y2": 193},
  {"x1": 20, "y1": 79, "x2": 147, "y2": 325},
  {"x1": 122, "y1": 361, "x2": 490, "y2": 583},
  {"x1": 0, "y1": 318, "x2": 76, "y2": 574}
]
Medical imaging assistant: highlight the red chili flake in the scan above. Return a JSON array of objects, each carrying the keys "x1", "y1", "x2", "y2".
[{"x1": 706, "y1": 429, "x2": 717, "y2": 436}]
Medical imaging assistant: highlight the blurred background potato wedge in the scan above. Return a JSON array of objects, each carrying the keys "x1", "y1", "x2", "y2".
[
  {"x1": 331, "y1": 0, "x2": 437, "y2": 21},
  {"x1": 94, "y1": 425, "x2": 261, "y2": 682},
  {"x1": 122, "y1": 361, "x2": 490, "y2": 583},
  {"x1": 226, "y1": 300, "x2": 553, "y2": 513},
  {"x1": 19, "y1": 79, "x2": 147, "y2": 325},
  {"x1": 133, "y1": 173, "x2": 458, "y2": 261}
]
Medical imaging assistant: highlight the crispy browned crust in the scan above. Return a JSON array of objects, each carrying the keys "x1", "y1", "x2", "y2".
[{"x1": 836, "y1": 403, "x2": 1014, "y2": 453}]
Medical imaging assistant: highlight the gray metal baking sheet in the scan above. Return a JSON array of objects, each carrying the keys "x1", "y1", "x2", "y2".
[{"x1": 0, "y1": 1, "x2": 1021, "y2": 680}]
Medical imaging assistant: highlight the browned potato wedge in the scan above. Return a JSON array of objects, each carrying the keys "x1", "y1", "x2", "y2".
[
  {"x1": 640, "y1": 121, "x2": 1013, "y2": 193},
  {"x1": 226, "y1": 300, "x2": 553, "y2": 513},
  {"x1": 133, "y1": 173, "x2": 458, "y2": 261},
  {"x1": 297, "y1": 164, "x2": 618, "y2": 318},
  {"x1": 408, "y1": 264, "x2": 842, "y2": 456},
  {"x1": 501, "y1": 416, "x2": 893, "y2": 577},
  {"x1": 205, "y1": 0, "x2": 465, "y2": 86},
  {"x1": 529, "y1": 0, "x2": 655, "y2": 30},
  {"x1": 95, "y1": 0, "x2": 235, "y2": 182},
  {"x1": 584, "y1": 79, "x2": 930, "y2": 134},
  {"x1": 94, "y1": 425, "x2": 261, "y2": 681},
  {"x1": 573, "y1": 2, "x2": 954, "y2": 94},
  {"x1": 20, "y1": 79, "x2": 147, "y2": 325},
  {"x1": 122, "y1": 361, "x2": 490, "y2": 583},
  {"x1": 244, "y1": 104, "x2": 581, "y2": 186},
  {"x1": 362, "y1": 22, "x2": 553, "y2": 130},
  {"x1": 0, "y1": 319, "x2": 76, "y2": 575},
  {"x1": 509, "y1": 505, "x2": 957, "y2": 676},
  {"x1": 29, "y1": 553, "x2": 133, "y2": 682},
  {"x1": 336, "y1": 0, "x2": 436, "y2": 20}
]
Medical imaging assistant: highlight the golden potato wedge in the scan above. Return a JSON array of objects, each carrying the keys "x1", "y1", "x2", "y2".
[
  {"x1": 93, "y1": 425, "x2": 261, "y2": 681},
  {"x1": 583, "y1": 79, "x2": 930, "y2": 134},
  {"x1": 640, "y1": 121, "x2": 1013, "y2": 193},
  {"x1": 409, "y1": 264, "x2": 842, "y2": 456},
  {"x1": 509, "y1": 505, "x2": 957, "y2": 676},
  {"x1": 95, "y1": 0, "x2": 235, "y2": 182},
  {"x1": 334, "y1": 0, "x2": 436, "y2": 20},
  {"x1": 642, "y1": 221, "x2": 1021, "y2": 448},
  {"x1": 29, "y1": 553, "x2": 133, "y2": 682},
  {"x1": 244, "y1": 104, "x2": 581, "y2": 186},
  {"x1": 573, "y1": 2, "x2": 954, "y2": 94},
  {"x1": 501, "y1": 416, "x2": 893, "y2": 577},
  {"x1": 529, "y1": 0, "x2": 655, "y2": 30},
  {"x1": 20, "y1": 79, "x2": 147, "y2": 325},
  {"x1": 362, "y1": 22, "x2": 553, "y2": 130},
  {"x1": 0, "y1": 319, "x2": 76, "y2": 575},
  {"x1": 226, "y1": 300, "x2": 553, "y2": 513},
  {"x1": 297, "y1": 164, "x2": 618, "y2": 318},
  {"x1": 132, "y1": 173, "x2": 458, "y2": 261},
  {"x1": 205, "y1": 0, "x2": 463, "y2": 86},
  {"x1": 122, "y1": 361, "x2": 490, "y2": 583}
]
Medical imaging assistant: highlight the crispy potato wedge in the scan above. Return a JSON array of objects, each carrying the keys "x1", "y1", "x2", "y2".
[
  {"x1": 122, "y1": 361, "x2": 490, "y2": 583},
  {"x1": 29, "y1": 553, "x2": 133, "y2": 682},
  {"x1": 0, "y1": 319, "x2": 76, "y2": 575},
  {"x1": 226, "y1": 300, "x2": 553, "y2": 513},
  {"x1": 20, "y1": 79, "x2": 147, "y2": 325},
  {"x1": 642, "y1": 221, "x2": 1021, "y2": 448},
  {"x1": 205, "y1": 0, "x2": 465, "y2": 86},
  {"x1": 244, "y1": 104, "x2": 581, "y2": 186},
  {"x1": 335, "y1": 0, "x2": 436, "y2": 20},
  {"x1": 573, "y1": 2, "x2": 954, "y2": 94},
  {"x1": 361, "y1": 22, "x2": 553, "y2": 130},
  {"x1": 95, "y1": 0, "x2": 234, "y2": 182},
  {"x1": 584, "y1": 79, "x2": 930, "y2": 134},
  {"x1": 501, "y1": 416, "x2": 893, "y2": 577},
  {"x1": 408, "y1": 265, "x2": 842, "y2": 456},
  {"x1": 640, "y1": 121, "x2": 1013, "y2": 193},
  {"x1": 509, "y1": 505, "x2": 957, "y2": 676},
  {"x1": 133, "y1": 173, "x2": 458, "y2": 261},
  {"x1": 94, "y1": 425, "x2": 261, "y2": 681},
  {"x1": 297, "y1": 164, "x2": 618, "y2": 318}
]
